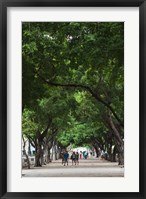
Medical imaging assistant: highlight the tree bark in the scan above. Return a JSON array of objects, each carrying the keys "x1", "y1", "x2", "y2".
[
  {"x1": 55, "y1": 145, "x2": 58, "y2": 160},
  {"x1": 107, "y1": 114, "x2": 124, "y2": 165},
  {"x1": 106, "y1": 143, "x2": 112, "y2": 161},
  {"x1": 92, "y1": 143, "x2": 100, "y2": 157},
  {"x1": 34, "y1": 140, "x2": 42, "y2": 167},
  {"x1": 22, "y1": 135, "x2": 30, "y2": 169},
  {"x1": 47, "y1": 148, "x2": 51, "y2": 163}
]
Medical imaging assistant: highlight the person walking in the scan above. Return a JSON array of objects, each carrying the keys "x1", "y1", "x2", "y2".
[
  {"x1": 71, "y1": 151, "x2": 76, "y2": 165},
  {"x1": 60, "y1": 151, "x2": 64, "y2": 165},
  {"x1": 75, "y1": 152, "x2": 79, "y2": 165},
  {"x1": 63, "y1": 151, "x2": 69, "y2": 166},
  {"x1": 86, "y1": 152, "x2": 88, "y2": 159},
  {"x1": 83, "y1": 151, "x2": 86, "y2": 159}
]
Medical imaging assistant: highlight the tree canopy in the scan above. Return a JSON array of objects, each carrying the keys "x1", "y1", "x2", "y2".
[{"x1": 22, "y1": 22, "x2": 124, "y2": 165}]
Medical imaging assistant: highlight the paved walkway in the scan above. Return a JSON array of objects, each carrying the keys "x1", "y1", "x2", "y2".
[{"x1": 22, "y1": 157, "x2": 124, "y2": 177}]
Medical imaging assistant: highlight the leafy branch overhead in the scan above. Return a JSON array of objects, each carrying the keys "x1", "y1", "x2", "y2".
[{"x1": 22, "y1": 22, "x2": 124, "y2": 165}]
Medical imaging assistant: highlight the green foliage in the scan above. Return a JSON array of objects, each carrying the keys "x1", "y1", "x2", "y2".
[
  {"x1": 22, "y1": 108, "x2": 39, "y2": 138},
  {"x1": 22, "y1": 22, "x2": 124, "y2": 149}
]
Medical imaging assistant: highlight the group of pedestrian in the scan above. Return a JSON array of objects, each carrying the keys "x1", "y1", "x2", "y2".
[{"x1": 60, "y1": 151, "x2": 79, "y2": 166}]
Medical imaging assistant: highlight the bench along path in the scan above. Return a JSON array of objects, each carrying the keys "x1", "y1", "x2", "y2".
[{"x1": 22, "y1": 157, "x2": 124, "y2": 177}]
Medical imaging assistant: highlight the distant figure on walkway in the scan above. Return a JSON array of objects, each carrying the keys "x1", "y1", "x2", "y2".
[
  {"x1": 85, "y1": 151, "x2": 88, "y2": 159},
  {"x1": 83, "y1": 151, "x2": 87, "y2": 159},
  {"x1": 83, "y1": 151, "x2": 85, "y2": 159},
  {"x1": 75, "y1": 152, "x2": 79, "y2": 165},
  {"x1": 80, "y1": 151, "x2": 82, "y2": 159},
  {"x1": 101, "y1": 150, "x2": 105, "y2": 160},
  {"x1": 60, "y1": 151, "x2": 64, "y2": 165},
  {"x1": 86, "y1": 152, "x2": 88, "y2": 159},
  {"x1": 63, "y1": 151, "x2": 69, "y2": 166},
  {"x1": 71, "y1": 151, "x2": 76, "y2": 165},
  {"x1": 104, "y1": 151, "x2": 108, "y2": 160}
]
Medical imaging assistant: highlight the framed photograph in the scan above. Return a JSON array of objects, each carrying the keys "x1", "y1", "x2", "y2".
[{"x1": 0, "y1": 0, "x2": 145, "y2": 198}]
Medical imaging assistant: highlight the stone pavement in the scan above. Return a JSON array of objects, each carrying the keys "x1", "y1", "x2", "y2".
[{"x1": 22, "y1": 157, "x2": 124, "y2": 177}]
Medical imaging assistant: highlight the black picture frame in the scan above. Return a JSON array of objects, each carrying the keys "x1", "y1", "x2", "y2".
[{"x1": 0, "y1": 0, "x2": 146, "y2": 198}]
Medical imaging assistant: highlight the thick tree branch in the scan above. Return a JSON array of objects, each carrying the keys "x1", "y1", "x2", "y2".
[
  {"x1": 103, "y1": 113, "x2": 123, "y2": 146},
  {"x1": 38, "y1": 73, "x2": 124, "y2": 127},
  {"x1": 47, "y1": 129, "x2": 58, "y2": 143},
  {"x1": 27, "y1": 135, "x2": 35, "y2": 148},
  {"x1": 40, "y1": 118, "x2": 52, "y2": 140},
  {"x1": 92, "y1": 139, "x2": 103, "y2": 150}
]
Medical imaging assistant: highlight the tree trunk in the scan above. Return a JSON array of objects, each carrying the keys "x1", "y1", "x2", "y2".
[
  {"x1": 116, "y1": 143, "x2": 124, "y2": 165},
  {"x1": 112, "y1": 145, "x2": 117, "y2": 162},
  {"x1": 23, "y1": 149, "x2": 30, "y2": 169},
  {"x1": 107, "y1": 114, "x2": 124, "y2": 165},
  {"x1": 28, "y1": 140, "x2": 31, "y2": 156},
  {"x1": 54, "y1": 145, "x2": 57, "y2": 160},
  {"x1": 47, "y1": 148, "x2": 51, "y2": 163},
  {"x1": 35, "y1": 153, "x2": 41, "y2": 167},
  {"x1": 34, "y1": 141, "x2": 42, "y2": 167},
  {"x1": 40, "y1": 149, "x2": 45, "y2": 165},
  {"x1": 51, "y1": 144, "x2": 54, "y2": 161},
  {"x1": 22, "y1": 135, "x2": 30, "y2": 169},
  {"x1": 47, "y1": 141, "x2": 53, "y2": 163},
  {"x1": 92, "y1": 144, "x2": 99, "y2": 157}
]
